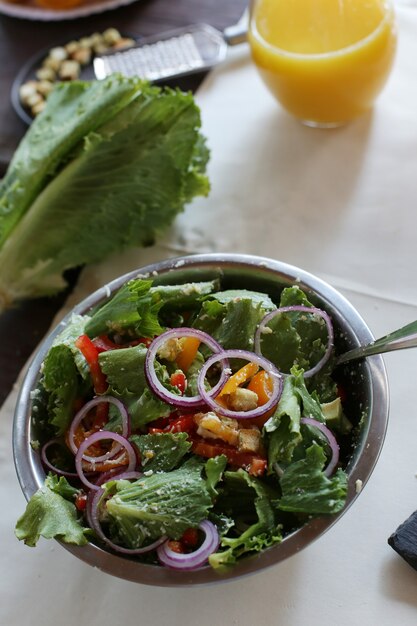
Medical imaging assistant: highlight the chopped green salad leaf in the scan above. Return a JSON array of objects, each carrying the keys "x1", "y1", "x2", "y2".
[
  {"x1": 104, "y1": 461, "x2": 212, "y2": 544},
  {"x1": 15, "y1": 474, "x2": 88, "y2": 547}
]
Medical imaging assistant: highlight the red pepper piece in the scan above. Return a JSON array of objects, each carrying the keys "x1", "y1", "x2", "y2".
[
  {"x1": 170, "y1": 370, "x2": 187, "y2": 395},
  {"x1": 75, "y1": 492, "x2": 87, "y2": 511},
  {"x1": 190, "y1": 436, "x2": 267, "y2": 476},
  {"x1": 167, "y1": 540, "x2": 185, "y2": 554},
  {"x1": 181, "y1": 527, "x2": 199, "y2": 548},
  {"x1": 75, "y1": 335, "x2": 108, "y2": 395}
]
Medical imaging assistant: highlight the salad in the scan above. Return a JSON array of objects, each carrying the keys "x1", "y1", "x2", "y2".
[{"x1": 15, "y1": 275, "x2": 354, "y2": 571}]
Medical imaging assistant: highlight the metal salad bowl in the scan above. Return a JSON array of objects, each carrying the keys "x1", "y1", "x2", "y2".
[{"x1": 12, "y1": 253, "x2": 389, "y2": 586}]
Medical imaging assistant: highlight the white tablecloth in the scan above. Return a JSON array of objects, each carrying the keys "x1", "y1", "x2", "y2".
[{"x1": 2, "y1": 5, "x2": 417, "y2": 625}]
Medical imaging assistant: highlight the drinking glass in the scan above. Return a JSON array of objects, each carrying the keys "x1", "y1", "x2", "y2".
[{"x1": 248, "y1": 0, "x2": 397, "y2": 127}]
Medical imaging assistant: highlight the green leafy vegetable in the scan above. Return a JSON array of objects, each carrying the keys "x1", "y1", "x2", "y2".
[
  {"x1": 41, "y1": 344, "x2": 80, "y2": 436},
  {"x1": 104, "y1": 461, "x2": 212, "y2": 545},
  {"x1": 130, "y1": 432, "x2": 191, "y2": 472},
  {"x1": 278, "y1": 443, "x2": 348, "y2": 515},
  {"x1": 193, "y1": 298, "x2": 266, "y2": 352},
  {"x1": 85, "y1": 279, "x2": 218, "y2": 338},
  {"x1": 209, "y1": 470, "x2": 282, "y2": 568},
  {"x1": 99, "y1": 343, "x2": 149, "y2": 396},
  {"x1": 205, "y1": 455, "x2": 228, "y2": 498},
  {"x1": 86, "y1": 279, "x2": 164, "y2": 339},
  {"x1": 0, "y1": 76, "x2": 209, "y2": 310},
  {"x1": 15, "y1": 474, "x2": 88, "y2": 547}
]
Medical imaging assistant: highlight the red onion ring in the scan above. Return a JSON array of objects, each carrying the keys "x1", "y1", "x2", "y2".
[
  {"x1": 156, "y1": 520, "x2": 219, "y2": 570},
  {"x1": 75, "y1": 431, "x2": 137, "y2": 490},
  {"x1": 145, "y1": 328, "x2": 228, "y2": 409},
  {"x1": 87, "y1": 477, "x2": 166, "y2": 555},
  {"x1": 300, "y1": 417, "x2": 339, "y2": 476},
  {"x1": 41, "y1": 438, "x2": 80, "y2": 479},
  {"x1": 197, "y1": 349, "x2": 283, "y2": 420},
  {"x1": 68, "y1": 396, "x2": 130, "y2": 463},
  {"x1": 254, "y1": 305, "x2": 334, "y2": 378}
]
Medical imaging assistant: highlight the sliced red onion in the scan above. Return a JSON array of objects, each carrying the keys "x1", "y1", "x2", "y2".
[
  {"x1": 87, "y1": 480, "x2": 167, "y2": 555},
  {"x1": 145, "y1": 328, "x2": 228, "y2": 409},
  {"x1": 197, "y1": 349, "x2": 283, "y2": 420},
  {"x1": 255, "y1": 305, "x2": 334, "y2": 378},
  {"x1": 300, "y1": 417, "x2": 339, "y2": 476},
  {"x1": 68, "y1": 396, "x2": 130, "y2": 463},
  {"x1": 75, "y1": 431, "x2": 137, "y2": 491},
  {"x1": 157, "y1": 520, "x2": 220, "y2": 570},
  {"x1": 41, "y1": 438, "x2": 79, "y2": 479}
]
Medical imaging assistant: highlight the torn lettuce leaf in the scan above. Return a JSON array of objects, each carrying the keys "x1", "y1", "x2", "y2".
[
  {"x1": 209, "y1": 469, "x2": 282, "y2": 568},
  {"x1": 130, "y1": 432, "x2": 191, "y2": 472},
  {"x1": 104, "y1": 461, "x2": 212, "y2": 546},
  {"x1": 204, "y1": 455, "x2": 228, "y2": 498},
  {"x1": 99, "y1": 344, "x2": 173, "y2": 430},
  {"x1": 86, "y1": 279, "x2": 164, "y2": 339},
  {"x1": 99, "y1": 343, "x2": 149, "y2": 396},
  {"x1": 278, "y1": 443, "x2": 348, "y2": 515},
  {"x1": 85, "y1": 279, "x2": 219, "y2": 339},
  {"x1": 52, "y1": 314, "x2": 91, "y2": 380},
  {"x1": 265, "y1": 374, "x2": 302, "y2": 468},
  {"x1": 41, "y1": 344, "x2": 81, "y2": 436},
  {"x1": 15, "y1": 474, "x2": 88, "y2": 547},
  {"x1": 259, "y1": 285, "x2": 329, "y2": 374},
  {"x1": 193, "y1": 298, "x2": 266, "y2": 353},
  {"x1": 208, "y1": 289, "x2": 276, "y2": 311},
  {"x1": 265, "y1": 368, "x2": 327, "y2": 469}
]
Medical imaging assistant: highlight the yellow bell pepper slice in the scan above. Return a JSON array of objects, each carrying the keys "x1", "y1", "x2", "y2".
[
  {"x1": 218, "y1": 362, "x2": 259, "y2": 397},
  {"x1": 176, "y1": 337, "x2": 201, "y2": 372}
]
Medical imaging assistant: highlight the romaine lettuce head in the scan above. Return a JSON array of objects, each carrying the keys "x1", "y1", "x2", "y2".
[{"x1": 0, "y1": 77, "x2": 209, "y2": 309}]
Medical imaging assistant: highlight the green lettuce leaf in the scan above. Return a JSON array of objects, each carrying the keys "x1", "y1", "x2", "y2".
[
  {"x1": 104, "y1": 461, "x2": 212, "y2": 546},
  {"x1": 208, "y1": 289, "x2": 276, "y2": 310},
  {"x1": 126, "y1": 388, "x2": 172, "y2": 431},
  {"x1": 52, "y1": 313, "x2": 91, "y2": 380},
  {"x1": 209, "y1": 470, "x2": 282, "y2": 569},
  {"x1": 85, "y1": 279, "x2": 163, "y2": 339},
  {"x1": 85, "y1": 279, "x2": 218, "y2": 339},
  {"x1": 265, "y1": 375, "x2": 302, "y2": 467},
  {"x1": 265, "y1": 368, "x2": 329, "y2": 469},
  {"x1": 0, "y1": 79, "x2": 209, "y2": 306},
  {"x1": 98, "y1": 344, "x2": 173, "y2": 431},
  {"x1": 278, "y1": 443, "x2": 348, "y2": 515},
  {"x1": 41, "y1": 344, "x2": 80, "y2": 435},
  {"x1": 99, "y1": 343, "x2": 148, "y2": 396},
  {"x1": 15, "y1": 474, "x2": 88, "y2": 547},
  {"x1": 259, "y1": 285, "x2": 329, "y2": 374},
  {"x1": 0, "y1": 75, "x2": 144, "y2": 251},
  {"x1": 193, "y1": 298, "x2": 266, "y2": 353},
  {"x1": 130, "y1": 432, "x2": 191, "y2": 472},
  {"x1": 205, "y1": 455, "x2": 228, "y2": 498}
]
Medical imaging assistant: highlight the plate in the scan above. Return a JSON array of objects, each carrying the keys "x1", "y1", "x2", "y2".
[
  {"x1": 11, "y1": 33, "x2": 138, "y2": 125},
  {"x1": 0, "y1": 0, "x2": 138, "y2": 21}
]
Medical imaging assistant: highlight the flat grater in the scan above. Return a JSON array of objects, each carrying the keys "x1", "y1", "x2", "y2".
[{"x1": 93, "y1": 11, "x2": 248, "y2": 82}]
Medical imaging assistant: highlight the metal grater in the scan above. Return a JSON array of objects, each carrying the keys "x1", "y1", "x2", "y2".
[{"x1": 94, "y1": 16, "x2": 248, "y2": 82}]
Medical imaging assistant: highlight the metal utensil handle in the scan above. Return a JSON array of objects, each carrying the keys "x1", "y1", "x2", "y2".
[
  {"x1": 223, "y1": 8, "x2": 249, "y2": 45},
  {"x1": 336, "y1": 319, "x2": 417, "y2": 365}
]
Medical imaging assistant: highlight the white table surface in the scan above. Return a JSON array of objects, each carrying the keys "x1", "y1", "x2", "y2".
[{"x1": 2, "y1": 5, "x2": 417, "y2": 625}]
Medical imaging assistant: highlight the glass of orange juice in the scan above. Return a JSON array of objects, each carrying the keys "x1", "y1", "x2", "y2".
[{"x1": 248, "y1": 0, "x2": 397, "y2": 127}]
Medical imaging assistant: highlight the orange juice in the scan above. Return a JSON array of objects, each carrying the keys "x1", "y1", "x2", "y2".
[{"x1": 248, "y1": 0, "x2": 397, "y2": 126}]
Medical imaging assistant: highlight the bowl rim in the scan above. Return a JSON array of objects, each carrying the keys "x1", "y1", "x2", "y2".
[{"x1": 12, "y1": 253, "x2": 389, "y2": 586}]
